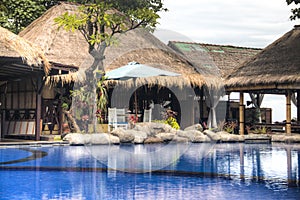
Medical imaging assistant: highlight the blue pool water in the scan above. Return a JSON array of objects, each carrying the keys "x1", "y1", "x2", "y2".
[{"x1": 0, "y1": 143, "x2": 300, "y2": 200}]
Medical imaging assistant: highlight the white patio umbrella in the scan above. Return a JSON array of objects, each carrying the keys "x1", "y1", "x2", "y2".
[
  {"x1": 105, "y1": 61, "x2": 180, "y2": 80},
  {"x1": 105, "y1": 61, "x2": 181, "y2": 117}
]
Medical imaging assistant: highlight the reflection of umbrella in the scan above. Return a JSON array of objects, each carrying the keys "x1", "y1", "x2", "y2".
[
  {"x1": 106, "y1": 62, "x2": 180, "y2": 117},
  {"x1": 106, "y1": 61, "x2": 180, "y2": 80}
]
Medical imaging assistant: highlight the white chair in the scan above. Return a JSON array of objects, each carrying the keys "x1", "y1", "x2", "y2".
[
  {"x1": 143, "y1": 109, "x2": 152, "y2": 122},
  {"x1": 108, "y1": 108, "x2": 128, "y2": 132}
]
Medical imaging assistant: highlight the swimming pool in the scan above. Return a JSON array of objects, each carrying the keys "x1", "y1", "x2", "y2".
[{"x1": 0, "y1": 143, "x2": 299, "y2": 200}]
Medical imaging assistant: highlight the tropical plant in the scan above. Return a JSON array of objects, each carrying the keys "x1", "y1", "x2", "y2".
[
  {"x1": 222, "y1": 121, "x2": 238, "y2": 134},
  {"x1": 54, "y1": 0, "x2": 167, "y2": 132},
  {"x1": 287, "y1": 0, "x2": 300, "y2": 20},
  {"x1": 96, "y1": 73, "x2": 108, "y2": 123}
]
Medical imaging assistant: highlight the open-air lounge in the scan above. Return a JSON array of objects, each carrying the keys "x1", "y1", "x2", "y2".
[{"x1": 0, "y1": 2, "x2": 299, "y2": 144}]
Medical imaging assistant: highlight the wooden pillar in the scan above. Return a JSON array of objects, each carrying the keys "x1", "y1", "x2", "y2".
[
  {"x1": 35, "y1": 77, "x2": 43, "y2": 141},
  {"x1": 0, "y1": 110, "x2": 3, "y2": 139},
  {"x1": 239, "y1": 92, "x2": 245, "y2": 135},
  {"x1": 297, "y1": 90, "x2": 300, "y2": 123},
  {"x1": 286, "y1": 90, "x2": 292, "y2": 136},
  {"x1": 226, "y1": 92, "x2": 231, "y2": 121},
  {"x1": 200, "y1": 86, "x2": 204, "y2": 120}
]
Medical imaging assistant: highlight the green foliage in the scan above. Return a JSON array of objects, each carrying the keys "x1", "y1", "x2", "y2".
[
  {"x1": 165, "y1": 117, "x2": 180, "y2": 130},
  {"x1": 96, "y1": 73, "x2": 108, "y2": 113},
  {"x1": 253, "y1": 126, "x2": 267, "y2": 134},
  {"x1": 0, "y1": 0, "x2": 46, "y2": 33},
  {"x1": 287, "y1": 0, "x2": 300, "y2": 20},
  {"x1": 0, "y1": 0, "x2": 95, "y2": 33},
  {"x1": 222, "y1": 121, "x2": 238, "y2": 134},
  {"x1": 55, "y1": 0, "x2": 166, "y2": 51}
]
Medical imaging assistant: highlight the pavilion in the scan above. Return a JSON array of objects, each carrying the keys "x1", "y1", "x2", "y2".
[{"x1": 226, "y1": 25, "x2": 300, "y2": 135}]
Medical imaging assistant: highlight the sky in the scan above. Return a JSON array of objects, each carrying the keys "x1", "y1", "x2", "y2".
[{"x1": 153, "y1": 0, "x2": 299, "y2": 122}]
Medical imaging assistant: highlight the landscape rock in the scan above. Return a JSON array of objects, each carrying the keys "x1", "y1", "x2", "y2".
[
  {"x1": 177, "y1": 130, "x2": 204, "y2": 141},
  {"x1": 90, "y1": 133, "x2": 110, "y2": 144},
  {"x1": 204, "y1": 130, "x2": 221, "y2": 142},
  {"x1": 271, "y1": 134, "x2": 300, "y2": 143},
  {"x1": 156, "y1": 132, "x2": 176, "y2": 142},
  {"x1": 171, "y1": 136, "x2": 189, "y2": 143},
  {"x1": 144, "y1": 137, "x2": 164, "y2": 144},
  {"x1": 184, "y1": 124, "x2": 203, "y2": 132},
  {"x1": 216, "y1": 131, "x2": 245, "y2": 142},
  {"x1": 130, "y1": 130, "x2": 148, "y2": 144},
  {"x1": 192, "y1": 134, "x2": 211, "y2": 143},
  {"x1": 63, "y1": 133, "x2": 87, "y2": 145},
  {"x1": 111, "y1": 128, "x2": 135, "y2": 143}
]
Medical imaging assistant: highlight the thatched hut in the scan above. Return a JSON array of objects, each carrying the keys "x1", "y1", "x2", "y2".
[
  {"x1": 18, "y1": 2, "x2": 224, "y2": 130},
  {"x1": 0, "y1": 26, "x2": 51, "y2": 140},
  {"x1": 168, "y1": 41, "x2": 261, "y2": 79},
  {"x1": 226, "y1": 25, "x2": 300, "y2": 135},
  {"x1": 168, "y1": 41, "x2": 261, "y2": 126}
]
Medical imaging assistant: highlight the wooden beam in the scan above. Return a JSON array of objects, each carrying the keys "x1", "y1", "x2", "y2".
[
  {"x1": 239, "y1": 92, "x2": 245, "y2": 135},
  {"x1": 286, "y1": 90, "x2": 292, "y2": 136},
  {"x1": 297, "y1": 90, "x2": 300, "y2": 124},
  {"x1": 35, "y1": 77, "x2": 43, "y2": 141}
]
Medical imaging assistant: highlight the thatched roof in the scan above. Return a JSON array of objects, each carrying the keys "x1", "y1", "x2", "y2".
[
  {"x1": 19, "y1": 2, "x2": 215, "y2": 88},
  {"x1": 168, "y1": 41, "x2": 261, "y2": 79},
  {"x1": 0, "y1": 26, "x2": 51, "y2": 80},
  {"x1": 226, "y1": 25, "x2": 300, "y2": 92}
]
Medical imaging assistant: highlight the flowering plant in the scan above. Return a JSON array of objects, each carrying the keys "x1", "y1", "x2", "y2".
[{"x1": 128, "y1": 114, "x2": 138, "y2": 125}]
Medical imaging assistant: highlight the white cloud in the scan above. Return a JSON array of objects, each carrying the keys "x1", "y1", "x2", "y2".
[
  {"x1": 155, "y1": 0, "x2": 298, "y2": 47},
  {"x1": 154, "y1": 0, "x2": 299, "y2": 122}
]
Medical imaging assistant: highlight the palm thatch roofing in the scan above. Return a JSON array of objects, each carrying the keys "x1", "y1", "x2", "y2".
[
  {"x1": 19, "y1": 2, "x2": 218, "y2": 88},
  {"x1": 0, "y1": 26, "x2": 51, "y2": 81},
  {"x1": 226, "y1": 25, "x2": 300, "y2": 93},
  {"x1": 168, "y1": 41, "x2": 261, "y2": 80}
]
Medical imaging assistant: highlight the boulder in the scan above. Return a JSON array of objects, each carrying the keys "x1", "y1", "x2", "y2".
[
  {"x1": 109, "y1": 134, "x2": 120, "y2": 144},
  {"x1": 192, "y1": 134, "x2": 211, "y2": 143},
  {"x1": 216, "y1": 131, "x2": 244, "y2": 142},
  {"x1": 271, "y1": 134, "x2": 300, "y2": 143},
  {"x1": 134, "y1": 122, "x2": 177, "y2": 137},
  {"x1": 177, "y1": 130, "x2": 204, "y2": 141},
  {"x1": 111, "y1": 128, "x2": 135, "y2": 143},
  {"x1": 134, "y1": 124, "x2": 153, "y2": 137},
  {"x1": 130, "y1": 130, "x2": 148, "y2": 144},
  {"x1": 90, "y1": 133, "x2": 110, "y2": 144},
  {"x1": 184, "y1": 124, "x2": 203, "y2": 132},
  {"x1": 204, "y1": 130, "x2": 221, "y2": 142},
  {"x1": 144, "y1": 137, "x2": 164, "y2": 144},
  {"x1": 156, "y1": 132, "x2": 176, "y2": 142},
  {"x1": 171, "y1": 136, "x2": 189, "y2": 143},
  {"x1": 63, "y1": 133, "x2": 88, "y2": 145}
]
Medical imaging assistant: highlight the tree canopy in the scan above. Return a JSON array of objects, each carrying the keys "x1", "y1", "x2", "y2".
[
  {"x1": 287, "y1": 0, "x2": 300, "y2": 20},
  {"x1": 54, "y1": 0, "x2": 166, "y2": 69},
  {"x1": 0, "y1": 0, "x2": 59, "y2": 33}
]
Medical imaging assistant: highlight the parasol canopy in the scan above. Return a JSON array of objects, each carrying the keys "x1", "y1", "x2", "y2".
[{"x1": 105, "y1": 62, "x2": 180, "y2": 80}]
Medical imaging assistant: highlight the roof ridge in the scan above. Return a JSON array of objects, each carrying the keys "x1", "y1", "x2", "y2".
[{"x1": 169, "y1": 41, "x2": 262, "y2": 50}]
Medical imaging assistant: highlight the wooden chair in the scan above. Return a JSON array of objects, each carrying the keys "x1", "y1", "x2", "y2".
[{"x1": 108, "y1": 108, "x2": 128, "y2": 132}]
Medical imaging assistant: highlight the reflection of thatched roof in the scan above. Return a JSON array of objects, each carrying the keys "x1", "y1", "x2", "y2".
[
  {"x1": 19, "y1": 2, "x2": 213, "y2": 88},
  {"x1": 0, "y1": 26, "x2": 51, "y2": 80},
  {"x1": 226, "y1": 25, "x2": 300, "y2": 92},
  {"x1": 168, "y1": 41, "x2": 261, "y2": 79}
]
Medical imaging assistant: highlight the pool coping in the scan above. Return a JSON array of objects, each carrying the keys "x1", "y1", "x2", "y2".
[{"x1": 0, "y1": 139, "x2": 69, "y2": 146}]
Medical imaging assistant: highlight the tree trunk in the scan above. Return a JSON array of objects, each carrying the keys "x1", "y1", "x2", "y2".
[
  {"x1": 85, "y1": 42, "x2": 107, "y2": 132},
  {"x1": 63, "y1": 110, "x2": 81, "y2": 133}
]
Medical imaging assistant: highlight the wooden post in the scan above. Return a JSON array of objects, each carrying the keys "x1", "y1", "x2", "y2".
[
  {"x1": 0, "y1": 110, "x2": 3, "y2": 139},
  {"x1": 200, "y1": 86, "x2": 204, "y2": 120},
  {"x1": 226, "y1": 92, "x2": 231, "y2": 121},
  {"x1": 239, "y1": 92, "x2": 245, "y2": 135},
  {"x1": 35, "y1": 77, "x2": 43, "y2": 141},
  {"x1": 297, "y1": 90, "x2": 300, "y2": 124},
  {"x1": 286, "y1": 90, "x2": 292, "y2": 136}
]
